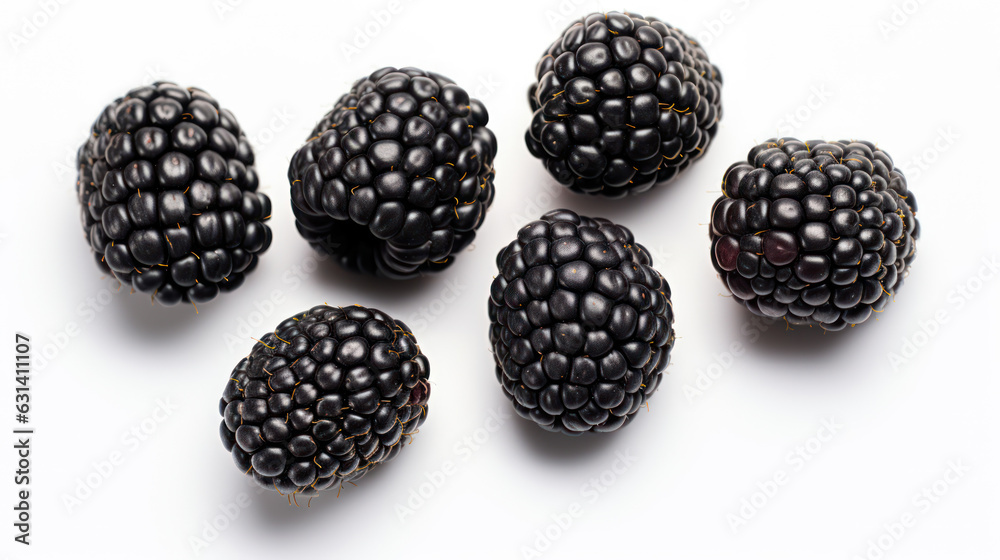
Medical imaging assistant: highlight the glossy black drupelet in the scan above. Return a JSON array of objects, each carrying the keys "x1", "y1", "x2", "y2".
[
  {"x1": 76, "y1": 82, "x2": 273, "y2": 305},
  {"x1": 220, "y1": 305, "x2": 430, "y2": 496},
  {"x1": 526, "y1": 12, "x2": 723, "y2": 197},
  {"x1": 489, "y1": 210, "x2": 675, "y2": 434},
  {"x1": 710, "y1": 139, "x2": 920, "y2": 331},
  {"x1": 289, "y1": 67, "x2": 497, "y2": 279}
]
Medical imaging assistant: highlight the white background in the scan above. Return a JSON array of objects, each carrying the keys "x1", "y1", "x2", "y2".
[{"x1": 2, "y1": 0, "x2": 998, "y2": 558}]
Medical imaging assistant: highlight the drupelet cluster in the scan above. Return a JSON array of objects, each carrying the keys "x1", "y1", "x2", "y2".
[
  {"x1": 289, "y1": 67, "x2": 497, "y2": 278},
  {"x1": 76, "y1": 82, "x2": 272, "y2": 305},
  {"x1": 220, "y1": 305, "x2": 431, "y2": 495},
  {"x1": 526, "y1": 11, "x2": 723, "y2": 197},
  {"x1": 489, "y1": 209, "x2": 675, "y2": 434},
  {"x1": 710, "y1": 138, "x2": 919, "y2": 330}
]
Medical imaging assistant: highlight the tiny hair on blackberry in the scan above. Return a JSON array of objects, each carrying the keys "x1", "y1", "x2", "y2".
[
  {"x1": 710, "y1": 138, "x2": 919, "y2": 331},
  {"x1": 76, "y1": 81, "x2": 273, "y2": 305},
  {"x1": 526, "y1": 11, "x2": 723, "y2": 197},
  {"x1": 289, "y1": 67, "x2": 498, "y2": 279},
  {"x1": 489, "y1": 209, "x2": 675, "y2": 435},
  {"x1": 220, "y1": 305, "x2": 430, "y2": 497}
]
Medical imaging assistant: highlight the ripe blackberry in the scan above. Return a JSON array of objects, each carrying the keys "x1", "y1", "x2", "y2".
[
  {"x1": 76, "y1": 82, "x2": 272, "y2": 305},
  {"x1": 289, "y1": 67, "x2": 497, "y2": 278},
  {"x1": 488, "y1": 209, "x2": 675, "y2": 434},
  {"x1": 710, "y1": 138, "x2": 920, "y2": 331},
  {"x1": 219, "y1": 305, "x2": 430, "y2": 496},
  {"x1": 526, "y1": 11, "x2": 723, "y2": 197}
]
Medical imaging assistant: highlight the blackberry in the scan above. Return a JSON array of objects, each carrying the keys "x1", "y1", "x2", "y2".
[
  {"x1": 488, "y1": 209, "x2": 675, "y2": 434},
  {"x1": 710, "y1": 138, "x2": 920, "y2": 331},
  {"x1": 526, "y1": 11, "x2": 723, "y2": 197},
  {"x1": 219, "y1": 305, "x2": 430, "y2": 496},
  {"x1": 289, "y1": 67, "x2": 497, "y2": 278},
  {"x1": 76, "y1": 82, "x2": 273, "y2": 305}
]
